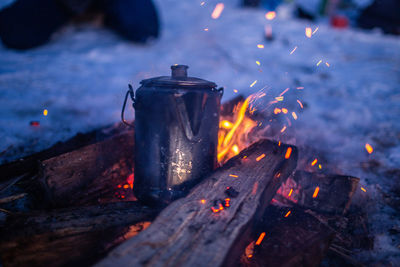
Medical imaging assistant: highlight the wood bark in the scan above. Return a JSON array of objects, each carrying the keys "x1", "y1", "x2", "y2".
[
  {"x1": 0, "y1": 201, "x2": 159, "y2": 267},
  {"x1": 96, "y1": 139, "x2": 298, "y2": 267}
]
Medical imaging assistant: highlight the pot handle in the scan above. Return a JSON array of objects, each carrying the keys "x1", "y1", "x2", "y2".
[{"x1": 121, "y1": 84, "x2": 136, "y2": 127}]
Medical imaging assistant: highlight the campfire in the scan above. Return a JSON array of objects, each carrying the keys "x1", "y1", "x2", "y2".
[{"x1": 0, "y1": 67, "x2": 371, "y2": 267}]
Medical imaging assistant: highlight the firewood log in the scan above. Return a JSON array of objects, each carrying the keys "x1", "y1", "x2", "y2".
[
  {"x1": 38, "y1": 131, "x2": 134, "y2": 207},
  {"x1": 276, "y1": 171, "x2": 360, "y2": 215},
  {"x1": 0, "y1": 201, "x2": 159, "y2": 267},
  {"x1": 96, "y1": 139, "x2": 298, "y2": 267},
  {"x1": 241, "y1": 205, "x2": 335, "y2": 267}
]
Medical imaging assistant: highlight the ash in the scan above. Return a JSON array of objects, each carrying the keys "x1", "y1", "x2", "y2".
[{"x1": 0, "y1": 0, "x2": 399, "y2": 265}]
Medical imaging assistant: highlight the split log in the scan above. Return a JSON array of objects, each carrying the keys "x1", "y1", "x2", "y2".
[
  {"x1": 241, "y1": 205, "x2": 335, "y2": 267},
  {"x1": 96, "y1": 139, "x2": 298, "y2": 267},
  {"x1": 276, "y1": 171, "x2": 360, "y2": 215},
  {"x1": 38, "y1": 131, "x2": 134, "y2": 207},
  {"x1": 0, "y1": 201, "x2": 159, "y2": 267},
  {"x1": 0, "y1": 123, "x2": 129, "y2": 182}
]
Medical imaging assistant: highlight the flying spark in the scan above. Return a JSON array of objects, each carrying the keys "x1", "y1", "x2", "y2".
[
  {"x1": 233, "y1": 89, "x2": 238, "y2": 93},
  {"x1": 288, "y1": 188, "x2": 293, "y2": 197},
  {"x1": 281, "y1": 108, "x2": 288, "y2": 114},
  {"x1": 280, "y1": 88, "x2": 289, "y2": 96},
  {"x1": 275, "y1": 96, "x2": 284, "y2": 101},
  {"x1": 290, "y1": 46, "x2": 297, "y2": 55},
  {"x1": 285, "y1": 147, "x2": 292, "y2": 159},
  {"x1": 256, "y1": 61, "x2": 260, "y2": 66},
  {"x1": 229, "y1": 174, "x2": 238, "y2": 178},
  {"x1": 43, "y1": 109, "x2": 48, "y2": 116},
  {"x1": 325, "y1": 62, "x2": 330, "y2": 67},
  {"x1": 292, "y1": 112, "x2": 297, "y2": 120},
  {"x1": 265, "y1": 11, "x2": 276, "y2": 20},
  {"x1": 280, "y1": 126, "x2": 287, "y2": 133},
  {"x1": 312, "y1": 27, "x2": 319, "y2": 34},
  {"x1": 211, "y1": 3, "x2": 224, "y2": 19},
  {"x1": 204, "y1": 28, "x2": 209, "y2": 31},
  {"x1": 297, "y1": 99, "x2": 304, "y2": 108},
  {"x1": 312, "y1": 186, "x2": 320, "y2": 198},
  {"x1": 311, "y1": 158, "x2": 318, "y2": 166},
  {"x1": 250, "y1": 80, "x2": 257, "y2": 87},
  {"x1": 365, "y1": 143, "x2": 373, "y2": 154},
  {"x1": 305, "y1": 27, "x2": 312, "y2": 38},
  {"x1": 274, "y1": 108, "x2": 281, "y2": 114},
  {"x1": 284, "y1": 210, "x2": 291, "y2": 217},
  {"x1": 361, "y1": 187, "x2": 367, "y2": 192},
  {"x1": 256, "y1": 154, "x2": 266, "y2": 161},
  {"x1": 257, "y1": 44, "x2": 264, "y2": 49},
  {"x1": 316, "y1": 60, "x2": 322, "y2": 66},
  {"x1": 200, "y1": 199, "x2": 206, "y2": 204},
  {"x1": 255, "y1": 232, "x2": 266, "y2": 245}
]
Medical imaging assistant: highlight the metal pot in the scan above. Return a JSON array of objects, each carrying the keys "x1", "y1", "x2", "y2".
[{"x1": 122, "y1": 65, "x2": 223, "y2": 206}]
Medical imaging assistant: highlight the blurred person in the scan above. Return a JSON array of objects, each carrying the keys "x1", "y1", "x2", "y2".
[{"x1": 0, "y1": 0, "x2": 160, "y2": 50}]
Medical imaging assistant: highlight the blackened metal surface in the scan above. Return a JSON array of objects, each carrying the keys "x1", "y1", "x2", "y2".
[{"x1": 132, "y1": 65, "x2": 222, "y2": 206}]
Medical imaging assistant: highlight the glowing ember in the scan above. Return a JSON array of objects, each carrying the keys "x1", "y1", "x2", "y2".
[
  {"x1": 284, "y1": 210, "x2": 291, "y2": 217},
  {"x1": 292, "y1": 112, "x2": 297, "y2": 120},
  {"x1": 297, "y1": 99, "x2": 304, "y2": 109},
  {"x1": 43, "y1": 109, "x2": 48, "y2": 116},
  {"x1": 225, "y1": 198, "x2": 231, "y2": 207},
  {"x1": 265, "y1": 11, "x2": 276, "y2": 20},
  {"x1": 305, "y1": 27, "x2": 312, "y2": 38},
  {"x1": 311, "y1": 158, "x2": 318, "y2": 166},
  {"x1": 312, "y1": 186, "x2": 320, "y2": 198},
  {"x1": 285, "y1": 147, "x2": 292, "y2": 159},
  {"x1": 290, "y1": 46, "x2": 297, "y2": 55},
  {"x1": 250, "y1": 80, "x2": 257, "y2": 87},
  {"x1": 211, "y1": 3, "x2": 224, "y2": 19},
  {"x1": 229, "y1": 174, "x2": 238, "y2": 178},
  {"x1": 257, "y1": 44, "x2": 264, "y2": 49},
  {"x1": 232, "y1": 144, "x2": 240, "y2": 155},
  {"x1": 281, "y1": 108, "x2": 288, "y2": 114},
  {"x1": 256, "y1": 154, "x2": 265, "y2": 161},
  {"x1": 274, "y1": 108, "x2": 281, "y2": 114},
  {"x1": 200, "y1": 199, "x2": 206, "y2": 204},
  {"x1": 365, "y1": 143, "x2": 373, "y2": 154},
  {"x1": 255, "y1": 232, "x2": 266, "y2": 245}
]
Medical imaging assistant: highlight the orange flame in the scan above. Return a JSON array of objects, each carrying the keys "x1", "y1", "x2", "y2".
[{"x1": 217, "y1": 95, "x2": 258, "y2": 163}]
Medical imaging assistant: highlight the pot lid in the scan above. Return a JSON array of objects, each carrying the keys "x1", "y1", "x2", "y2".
[{"x1": 140, "y1": 65, "x2": 217, "y2": 88}]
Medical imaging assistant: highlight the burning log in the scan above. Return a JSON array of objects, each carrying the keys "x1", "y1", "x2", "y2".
[
  {"x1": 276, "y1": 171, "x2": 360, "y2": 215},
  {"x1": 241, "y1": 205, "x2": 335, "y2": 267},
  {"x1": 38, "y1": 131, "x2": 134, "y2": 207},
  {"x1": 0, "y1": 201, "x2": 159, "y2": 267},
  {"x1": 96, "y1": 139, "x2": 298, "y2": 267}
]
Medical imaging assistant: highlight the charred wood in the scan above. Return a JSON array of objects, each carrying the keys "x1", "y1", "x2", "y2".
[
  {"x1": 96, "y1": 139, "x2": 298, "y2": 267},
  {"x1": 0, "y1": 201, "x2": 159, "y2": 267}
]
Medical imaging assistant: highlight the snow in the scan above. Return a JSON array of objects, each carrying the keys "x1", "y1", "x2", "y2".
[{"x1": 0, "y1": 0, "x2": 399, "y2": 264}]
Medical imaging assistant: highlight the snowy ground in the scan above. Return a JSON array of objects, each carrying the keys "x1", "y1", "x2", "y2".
[{"x1": 1, "y1": 0, "x2": 399, "y2": 264}]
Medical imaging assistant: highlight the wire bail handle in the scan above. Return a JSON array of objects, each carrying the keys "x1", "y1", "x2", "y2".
[{"x1": 121, "y1": 84, "x2": 135, "y2": 127}]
